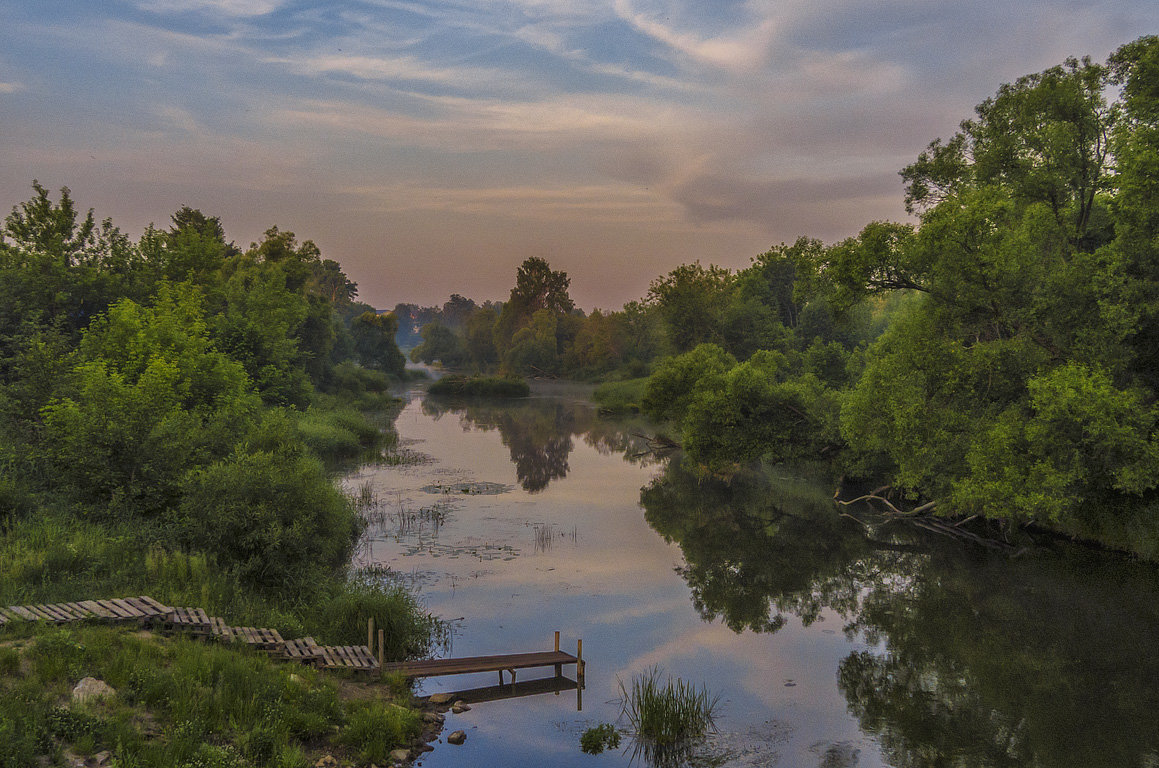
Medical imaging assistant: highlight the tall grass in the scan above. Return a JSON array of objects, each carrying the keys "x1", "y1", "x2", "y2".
[{"x1": 619, "y1": 667, "x2": 719, "y2": 747}]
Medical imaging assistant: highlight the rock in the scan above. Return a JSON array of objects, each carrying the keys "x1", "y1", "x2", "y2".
[
  {"x1": 428, "y1": 693, "x2": 454, "y2": 705},
  {"x1": 451, "y1": 700, "x2": 471, "y2": 712},
  {"x1": 447, "y1": 730, "x2": 467, "y2": 745},
  {"x1": 389, "y1": 749, "x2": 409, "y2": 763},
  {"x1": 71, "y1": 678, "x2": 116, "y2": 705},
  {"x1": 422, "y1": 711, "x2": 443, "y2": 724},
  {"x1": 92, "y1": 752, "x2": 112, "y2": 767},
  {"x1": 315, "y1": 756, "x2": 339, "y2": 768}
]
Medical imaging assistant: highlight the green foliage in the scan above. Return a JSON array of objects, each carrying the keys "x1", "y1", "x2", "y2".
[
  {"x1": 647, "y1": 262, "x2": 733, "y2": 353},
  {"x1": 178, "y1": 446, "x2": 360, "y2": 595},
  {"x1": 351, "y1": 311, "x2": 406, "y2": 376},
  {"x1": 580, "y1": 722, "x2": 622, "y2": 754},
  {"x1": 339, "y1": 700, "x2": 423, "y2": 763},
  {"x1": 641, "y1": 344, "x2": 735, "y2": 423},
  {"x1": 428, "y1": 375, "x2": 530, "y2": 398},
  {"x1": 41, "y1": 287, "x2": 258, "y2": 516},
  {"x1": 410, "y1": 320, "x2": 466, "y2": 367},
  {"x1": 0, "y1": 624, "x2": 355, "y2": 768}
]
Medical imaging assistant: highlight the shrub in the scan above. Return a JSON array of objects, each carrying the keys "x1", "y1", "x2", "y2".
[
  {"x1": 428, "y1": 375, "x2": 530, "y2": 398},
  {"x1": 178, "y1": 449, "x2": 361, "y2": 594}
]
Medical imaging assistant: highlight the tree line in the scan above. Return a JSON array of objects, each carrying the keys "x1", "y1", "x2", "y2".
[{"x1": 404, "y1": 37, "x2": 1159, "y2": 559}]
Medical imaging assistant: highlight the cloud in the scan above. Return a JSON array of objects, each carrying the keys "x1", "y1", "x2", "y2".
[
  {"x1": 0, "y1": 81, "x2": 21, "y2": 94},
  {"x1": 134, "y1": 0, "x2": 286, "y2": 17},
  {"x1": 612, "y1": 0, "x2": 779, "y2": 71}
]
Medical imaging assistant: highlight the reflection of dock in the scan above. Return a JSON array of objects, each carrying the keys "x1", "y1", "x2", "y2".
[
  {"x1": 432, "y1": 675, "x2": 584, "y2": 710},
  {"x1": 382, "y1": 632, "x2": 585, "y2": 707}
]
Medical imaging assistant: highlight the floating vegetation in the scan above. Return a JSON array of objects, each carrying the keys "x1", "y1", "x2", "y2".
[
  {"x1": 398, "y1": 540, "x2": 519, "y2": 562},
  {"x1": 420, "y1": 481, "x2": 513, "y2": 495},
  {"x1": 580, "y1": 723, "x2": 623, "y2": 754},
  {"x1": 619, "y1": 667, "x2": 720, "y2": 767}
]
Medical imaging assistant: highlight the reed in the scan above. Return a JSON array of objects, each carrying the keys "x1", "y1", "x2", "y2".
[{"x1": 618, "y1": 667, "x2": 719, "y2": 747}]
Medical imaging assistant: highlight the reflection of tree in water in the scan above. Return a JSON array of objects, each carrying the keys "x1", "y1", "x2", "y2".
[
  {"x1": 642, "y1": 457, "x2": 1159, "y2": 767},
  {"x1": 421, "y1": 397, "x2": 651, "y2": 492}
]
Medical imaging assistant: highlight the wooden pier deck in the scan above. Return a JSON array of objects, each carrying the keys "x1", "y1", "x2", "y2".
[{"x1": 381, "y1": 632, "x2": 585, "y2": 686}]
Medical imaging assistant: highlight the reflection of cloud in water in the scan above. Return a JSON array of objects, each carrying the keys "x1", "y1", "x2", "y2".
[{"x1": 589, "y1": 596, "x2": 691, "y2": 626}]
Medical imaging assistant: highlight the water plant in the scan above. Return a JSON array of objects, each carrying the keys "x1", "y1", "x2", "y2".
[
  {"x1": 580, "y1": 722, "x2": 622, "y2": 754},
  {"x1": 618, "y1": 667, "x2": 719, "y2": 747}
]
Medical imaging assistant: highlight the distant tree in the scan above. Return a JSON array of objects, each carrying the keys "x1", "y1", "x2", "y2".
[
  {"x1": 494, "y1": 257, "x2": 574, "y2": 352},
  {"x1": 351, "y1": 311, "x2": 406, "y2": 376}
]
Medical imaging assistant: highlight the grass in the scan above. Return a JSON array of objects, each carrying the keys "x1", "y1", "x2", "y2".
[
  {"x1": 593, "y1": 377, "x2": 649, "y2": 415},
  {"x1": 427, "y1": 375, "x2": 530, "y2": 398},
  {"x1": 0, "y1": 623, "x2": 422, "y2": 768},
  {"x1": 0, "y1": 512, "x2": 444, "y2": 653},
  {"x1": 619, "y1": 667, "x2": 719, "y2": 747}
]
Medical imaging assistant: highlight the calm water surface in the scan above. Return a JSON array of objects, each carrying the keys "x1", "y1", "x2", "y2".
[{"x1": 345, "y1": 384, "x2": 1159, "y2": 768}]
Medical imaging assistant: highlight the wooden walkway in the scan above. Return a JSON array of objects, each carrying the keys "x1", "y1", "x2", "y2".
[
  {"x1": 0, "y1": 596, "x2": 380, "y2": 672},
  {"x1": 1, "y1": 598, "x2": 586, "y2": 686}
]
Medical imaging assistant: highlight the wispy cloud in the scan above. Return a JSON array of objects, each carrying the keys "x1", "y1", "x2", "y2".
[{"x1": 134, "y1": 0, "x2": 287, "y2": 17}]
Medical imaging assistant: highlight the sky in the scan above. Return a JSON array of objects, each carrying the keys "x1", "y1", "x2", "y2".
[{"x1": 1, "y1": 1, "x2": 1155, "y2": 311}]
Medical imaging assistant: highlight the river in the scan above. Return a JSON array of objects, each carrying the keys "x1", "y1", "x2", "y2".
[{"x1": 343, "y1": 382, "x2": 1159, "y2": 768}]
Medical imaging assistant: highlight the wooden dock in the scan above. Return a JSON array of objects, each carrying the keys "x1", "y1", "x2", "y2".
[{"x1": 381, "y1": 631, "x2": 585, "y2": 686}]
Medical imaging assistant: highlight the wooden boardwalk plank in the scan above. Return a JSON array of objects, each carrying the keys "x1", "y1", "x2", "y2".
[
  {"x1": 95, "y1": 600, "x2": 134, "y2": 621},
  {"x1": 75, "y1": 601, "x2": 114, "y2": 621},
  {"x1": 7, "y1": 606, "x2": 39, "y2": 622},
  {"x1": 134, "y1": 595, "x2": 173, "y2": 616},
  {"x1": 30, "y1": 604, "x2": 68, "y2": 622}
]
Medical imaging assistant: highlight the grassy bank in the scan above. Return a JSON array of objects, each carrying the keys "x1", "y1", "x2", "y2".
[{"x1": 0, "y1": 623, "x2": 423, "y2": 768}]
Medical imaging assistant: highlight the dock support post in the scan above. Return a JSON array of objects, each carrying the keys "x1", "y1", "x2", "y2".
[
  {"x1": 577, "y1": 639, "x2": 585, "y2": 687},
  {"x1": 367, "y1": 617, "x2": 374, "y2": 653},
  {"x1": 377, "y1": 628, "x2": 385, "y2": 672},
  {"x1": 554, "y1": 631, "x2": 562, "y2": 678}
]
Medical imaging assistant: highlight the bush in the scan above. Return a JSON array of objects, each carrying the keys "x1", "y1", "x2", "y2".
[
  {"x1": 593, "y1": 378, "x2": 649, "y2": 415},
  {"x1": 428, "y1": 375, "x2": 530, "y2": 398},
  {"x1": 309, "y1": 575, "x2": 442, "y2": 659},
  {"x1": 178, "y1": 449, "x2": 361, "y2": 594}
]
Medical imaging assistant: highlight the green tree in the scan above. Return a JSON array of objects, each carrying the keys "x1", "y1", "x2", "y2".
[
  {"x1": 351, "y1": 311, "x2": 406, "y2": 376},
  {"x1": 647, "y1": 262, "x2": 733, "y2": 353},
  {"x1": 494, "y1": 257, "x2": 574, "y2": 353}
]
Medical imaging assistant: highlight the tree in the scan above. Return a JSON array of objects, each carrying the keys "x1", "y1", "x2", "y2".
[
  {"x1": 351, "y1": 311, "x2": 406, "y2": 376},
  {"x1": 647, "y1": 262, "x2": 733, "y2": 353},
  {"x1": 494, "y1": 257, "x2": 574, "y2": 352}
]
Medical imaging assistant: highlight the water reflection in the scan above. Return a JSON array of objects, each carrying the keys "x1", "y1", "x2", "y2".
[
  {"x1": 642, "y1": 457, "x2": 1159, "y2": 767},
  {"x1": 421, "y1": 396, "x2": 658, "y2": 492}
]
